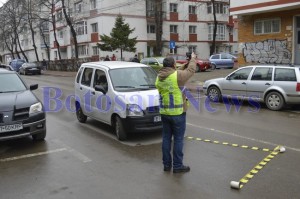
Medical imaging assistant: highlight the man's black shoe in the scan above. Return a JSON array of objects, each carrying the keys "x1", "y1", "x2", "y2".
[
  {"x1": 164, "y1": 166, "x2": 171, "y2": 172},
  {"x1": 173, "y1": 165, "x2": 190, "y2": 173}
]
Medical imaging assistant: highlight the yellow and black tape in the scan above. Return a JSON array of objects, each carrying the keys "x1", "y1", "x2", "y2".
[
  {"x1": 186, "y1": 136, "x2": 274, "y2": 152},
  {"x1": 231, "y1": 146, "x2": 283, "y2": 189}
]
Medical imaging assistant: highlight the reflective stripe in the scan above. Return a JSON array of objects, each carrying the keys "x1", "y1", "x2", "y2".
[{"x1": 160, "y1": 104, "x2": 183, "y2": 109}]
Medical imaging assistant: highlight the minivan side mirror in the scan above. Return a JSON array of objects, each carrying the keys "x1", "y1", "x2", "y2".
[
  {"x1": 30, "y1": 84, "x2": 38, "y2": 90},
  {"x1": 95, "y1": 85, "x2": 106, "y2": 94},
  {"x1": 226, "y1": 76, "x2": 231, "y2": 80}
]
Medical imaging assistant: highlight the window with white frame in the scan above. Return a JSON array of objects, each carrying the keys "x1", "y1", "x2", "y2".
[
  {"x1": 147, "y1": 24, "x2": 156, "y2": 33},
  {"x1": 170, "y1": 3, "x2": 178, "y2": 12},
  {"x1": 92, "y1": 46, "x2": 99, "y2": 55},
  {"x1": 75, "y1": 1, "x2": 82, "y2": 13},
  {"x1": 78, "y1": 45, "x2": 88, "y2": 56},
  {"x1": 207, "y1": 2, "x2": 228, "y2": 14},
  {"x1": 189, "y1": 26, "x2": 196, "y2": 34},
  {"x1": 208, "y1": 24, "x2": 226, "y2": 41},
  {"x1": 57, "y1": 10, "x2": 63, "y2": 21},
  {"x1": 188, "y1": 46, "x2": 196, "y2": 53},
  {"x1": 90, "y1": 0, "x2": 96, "y2": 9},
  {"x1": 189, "y1": 5, "x2": 196, "y2": 14},
  {"x1": 91, "y1": 23, "x2": 98, "y2": 33},
  {"x1": 170, "y1": 25, "x2": 178, "y2": 33},
  {"x1": 58, "y1": 30, "x2": 64, "y2": 38},
  {"x1": 254, "y1": 18, "x2": 280, "y2": 34},
  {"x1": 75, "y1": 21, "x2": 87, "y2": 35}
]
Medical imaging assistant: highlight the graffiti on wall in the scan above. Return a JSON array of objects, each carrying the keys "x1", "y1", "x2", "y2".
[{"x1": 242, "y1": 39, "x2": 291, "y2": 64}]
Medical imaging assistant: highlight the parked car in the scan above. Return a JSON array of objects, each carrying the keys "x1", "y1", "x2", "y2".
[
  {"x1": 9, "y1": 59, "x2": 26, "y2": 72},
  {"x1": 203, "y1": 65, "x2": 300, "y2": 111},
  {"x1": 19, "y1": 62, "x2": 42, "y2": 75},
  {"x1": 0, "y1": 64, "x2": 14, "y2": 71},
  {"x1": 209, "y1": 53, "x2": 235, "y2": 69},
  {"x1": 140, "y1": 57, "x2": 164, "y2": 71},
  {"x1": 169, "y1": 54, "x2": 211, "y2": 72},
  {"x1": 0, "y1": 69, "x2": 46, "y2": 141},
  {"x1": 75, "y1": 61, "x2": 162, "y2": 140}
]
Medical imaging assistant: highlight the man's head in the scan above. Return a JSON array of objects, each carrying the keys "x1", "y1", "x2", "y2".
[{"x1": 163, "y1": 57, "x2": 175, "y2": 68}]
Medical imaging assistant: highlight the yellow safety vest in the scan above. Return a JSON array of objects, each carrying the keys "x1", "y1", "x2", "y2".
[{"x1": 155, "y1": 71, "x2": 183, "y2": 115}]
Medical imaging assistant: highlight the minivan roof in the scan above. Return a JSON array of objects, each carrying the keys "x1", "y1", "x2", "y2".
[
  {"x1": 244, "y1": 65, "x2": 298, "y2": 68},
  {"x1": 81, "y1": 61, "x2": 149, "y2": 70}
]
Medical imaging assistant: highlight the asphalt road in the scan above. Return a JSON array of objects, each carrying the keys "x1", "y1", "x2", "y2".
[{"x1": 0, "y1": 71, "x2": 299, "y2": 199}]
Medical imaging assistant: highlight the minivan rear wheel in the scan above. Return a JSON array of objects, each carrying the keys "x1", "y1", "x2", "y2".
[
  {"x1": 115, "y1": 116, "x2": 127, "y2": 141},
  {"x1": 265, "y1": 92, "x2": 285, "y2": 111},
  {"x1": 76, "y1": 103, "x2": 87, "y2": 123}
]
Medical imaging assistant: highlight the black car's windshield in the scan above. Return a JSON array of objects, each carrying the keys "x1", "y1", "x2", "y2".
[
  {"x1": 110, "y1": 67, "x2": 157, "y2": 91},
  {"x1": 0, "y1": 73, "x2": 27, "y2": 93}
]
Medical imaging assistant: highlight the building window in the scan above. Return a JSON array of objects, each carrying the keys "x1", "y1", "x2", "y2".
[
  {"x1": 147, "y1": 24, "x2": 156, "y2": 33},
  {"x1": 208, "y1": 24, "x2": 225, "y2": 41},
  {"x1": 75, "y1": 21, "x2": 87, "y2": 35},
  {"x1": 254, "y1": 18, "x2": 280, "y2": 35},
  {"x1": 169, "y1": 47, "x2": 177, "y2": 54},
  {"x1": 189, "y1": 26, "x2": 196, "y2": 34},
  {"x1": 92, "y1": 46, "x2": 99, "y2": 55},
  {"x1": 57, "y1": 10, "x2": 63, "y2": 21},
  {"x1": 207, "y1": 3, "x2": 228, "y2": 14},
  {"x1": 91, "y1": 23, "x2": 98, "y2": 33},
  {"x1": 189, "y1": 5, "x2": 196, "y2": 14},
  {"x1": 188, "y1": 46, "x2": 196, "y2": 53},
  {"x1": 170, "y1": 25, "x2": 178, "y2": 33},
  {"x1": 78, "y1": 45, "x2": 88, "y2": 56},
  {"x1": 58, "y1": 30, "x2": 63, "y2": 38},
  {"x1": 75, "y1": 1, "x2": 82, "y2": 13},
  {"x1": 90, "y1": 0, "x2": 96, "y2": 9},
  {"x1": 170, "y1": 3, "x2": 178, "y2": 12}
]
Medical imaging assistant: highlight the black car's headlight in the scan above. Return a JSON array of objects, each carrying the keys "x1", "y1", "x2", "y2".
[{"x1": 29, "y1": 102, "x2": 43, "y2": 114}]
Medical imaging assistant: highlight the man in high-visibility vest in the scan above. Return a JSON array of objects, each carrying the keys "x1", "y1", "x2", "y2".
[{"x1": 155, "y1": 52, "x2": 196, "y2": 173}]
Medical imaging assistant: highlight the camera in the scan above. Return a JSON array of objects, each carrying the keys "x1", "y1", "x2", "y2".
[{"x1": 186, "y1": 52, "x2": 192, "y2": 60}]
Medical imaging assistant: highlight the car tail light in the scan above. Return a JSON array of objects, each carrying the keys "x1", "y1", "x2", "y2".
[{"x1": 297, "y1": 83, "x2": 300, "y2": 92}]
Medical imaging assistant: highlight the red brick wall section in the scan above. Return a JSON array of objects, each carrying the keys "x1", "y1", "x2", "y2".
[
  {"x1": 170, "y1": 12, "x2": 178, "y2": 21},
  {"x1": 189, "y1": 34, "x2": 197, "y2": 42},
  {"x1": 237, "y1": 9, "x2": 300, "y2": 65},
  {"x1": 189, "y1": 14, "x2": 197, "y2": 22},
  {"x1": 91, "y1": 33, "x2": 99, "y2": 42},
  {"x1": 170, "y1": 33, "x2": 179, "y2": 42}
]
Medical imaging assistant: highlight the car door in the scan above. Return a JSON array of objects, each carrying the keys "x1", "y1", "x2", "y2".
[
  {"x1": 246, "y1": 67, "x2": 273, "y2": 100},
  {"x1": 91, "y1": 69, "x2": 111, "y2": 123},
  {"x1": 78, "y1": 67, "x2": 94, "y2": 116},
  {"x1": 221, "y1": 67, "x2": 253, "y2": 98},
  {"x1": 220, "y1": 54, "x2": 234, "y2": 68},
  {"x1": 210, "y1": 54, "x2": 220, "y2": 67}
]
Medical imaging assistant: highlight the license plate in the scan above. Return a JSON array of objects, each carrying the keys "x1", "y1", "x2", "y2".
[
  {"x1": 153, "y1": 116, "x2": 161, "y2": 122},
  {"x1": 0, "y1": 124, "x2": 23, "y2": 133}
]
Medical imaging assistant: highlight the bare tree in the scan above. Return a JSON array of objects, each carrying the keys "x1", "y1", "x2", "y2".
[
  {"x1": 154, "y1": 0, "x2": 163, "y2": 56},
  {"x1": 210, "y1": 0, "x2": 218, "y2": 56}
]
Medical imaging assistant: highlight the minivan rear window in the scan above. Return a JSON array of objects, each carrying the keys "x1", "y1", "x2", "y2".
[{"x1": 274, "y1": 68, "x2": 296, "y2": 81}]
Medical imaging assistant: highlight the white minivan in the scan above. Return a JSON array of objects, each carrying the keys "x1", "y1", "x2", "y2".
[{"x1": 75, "y1": 61, "x2": 162, "y2": 140}]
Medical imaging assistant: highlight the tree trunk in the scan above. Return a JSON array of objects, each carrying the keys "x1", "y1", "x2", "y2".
[
  {"x1": 210, "y1": 0, "x2": 218, "y2": 56},
  {"x1": 155, "y1": 0, "x2": 163, "y2": 56},
  {"x1": 52, "y1": 13, "x2": 61, "y2": 60}
]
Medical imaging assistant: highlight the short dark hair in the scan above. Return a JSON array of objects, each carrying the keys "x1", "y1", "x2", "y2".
[{"x1": 163, "y1": 57, "x2": 175, "y2": 67}]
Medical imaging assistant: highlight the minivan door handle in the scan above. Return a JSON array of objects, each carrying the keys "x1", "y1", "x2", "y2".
[{"x1": 265, "y1": 83, "x2": 271, "y2": 86}]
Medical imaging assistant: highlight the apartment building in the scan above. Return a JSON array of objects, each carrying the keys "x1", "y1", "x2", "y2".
[
  {"x1": 231, "y1": 0, "x2": 300, "y2": 65},
  {"x1": 0, "y1": 0, "x2": 237, "y2": 63}
]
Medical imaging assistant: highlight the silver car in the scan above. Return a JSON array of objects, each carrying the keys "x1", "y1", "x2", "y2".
[{"x1": 203, "y1": 65, "x2": 300, "y2": 111}]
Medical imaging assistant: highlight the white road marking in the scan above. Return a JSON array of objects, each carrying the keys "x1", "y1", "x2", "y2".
[
  {"x1": 52, "y1": 139, "x2": 92, "y2": 163},
  {"x1": 0, "y1": 148, "x2": 67, "y2": 162},
  {"x1": 187, "y1": 123, "x2": 300, "y2": 152}
]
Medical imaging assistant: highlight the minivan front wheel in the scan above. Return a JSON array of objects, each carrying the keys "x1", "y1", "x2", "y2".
[
  {"x1": 114, "y1": 116, "x2": 127, "y2": 141},
  {"x1": 76, "y1": 102, "x2": 87, "y2": 123},
  {"x1": 265, "y1": 92, "x2": 285, "y2": 111}
]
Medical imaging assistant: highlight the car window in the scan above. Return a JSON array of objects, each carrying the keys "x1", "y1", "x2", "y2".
[
  {"x1": 148, "y1": 58, "x2": 157, "y2": 65},
  {"x1": 251, "y1": 67, "x2": 272, "y2": 81},
  {"x1": 221, "y1": 54, "x2": 229, "y2": 59},
  {"x1": 76, "y1": 67, "x2": 83, "y2": 83},
  {"x1": 141, "y1": 58, "x2": 148, "y2": 64},
  {"x1": 0, "y1": 73, "x2": 27, "y2": 93},
  {"x1": 211, "y1": 55, "x2": 219, "y2": 59},
  {"x1": 110, "y1": 67, "x2": 157, "y2": 91},
  {"x1": 229, "y1": 67, "x2": 253, "y2": 80},
  {"x1": 93, "y1": 69, "x2": 108, "y2": 91},
  {"x1": 80, "y1": 67, "x2": 94, "y2": 87},
  {"x1": 274, "y1": 68, "x2": 297, "y2": 81}
]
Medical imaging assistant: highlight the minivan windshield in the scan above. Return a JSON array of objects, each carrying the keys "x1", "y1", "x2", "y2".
[
  {"x1": 0, "y1": 73, "x2": 27, "y2": 93},
  {"x1": 110, "y1": 67, "x2": 157, "y2": 91}
]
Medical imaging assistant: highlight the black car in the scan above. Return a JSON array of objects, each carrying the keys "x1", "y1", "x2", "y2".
[{"x1": 0, "y1": 69, "x2": 46, "y2": 141}]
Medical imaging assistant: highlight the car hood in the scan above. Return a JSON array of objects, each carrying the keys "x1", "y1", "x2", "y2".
[
  {"x1": 0, "y1": 90, "x2": 38, "y2": 111},
  {"x1": 114, "y1": 89, "x2": 160, "y2": 110},
  {"x1": 204, "y1": 77, "x2": 225, "y2": 85}
]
